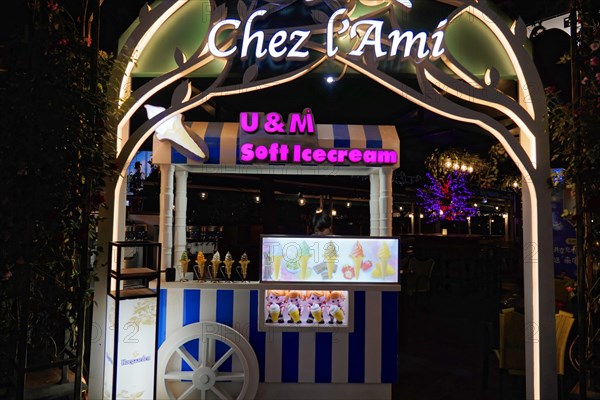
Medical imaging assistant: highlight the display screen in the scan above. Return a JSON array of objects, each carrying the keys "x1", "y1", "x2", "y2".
[{"x1": 260, "y1": 235, "x2": 399, "y2": 283}]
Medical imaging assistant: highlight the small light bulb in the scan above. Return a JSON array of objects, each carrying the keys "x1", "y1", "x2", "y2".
[
  {"x1": 467, "y1": 166, "x2": 473, "y2": 173},
  {"x1": 460, "y1": 165, "x2": 467, "y2": 172},
  {"x1": 326, "y1": 76, "x2": 335, "y2": 84},
  {"x1": 453, "y1": 163, "x2": 459, "y2": 170}
]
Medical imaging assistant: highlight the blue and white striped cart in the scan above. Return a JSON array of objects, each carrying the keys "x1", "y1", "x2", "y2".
[{"x1": 157, "y1": 282, "x2": 399, "y2": 400}]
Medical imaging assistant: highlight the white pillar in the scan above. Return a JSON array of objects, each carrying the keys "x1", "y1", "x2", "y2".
[
  {"x1": 522, "y1": 175, "x2": 556, "y2": 400},
  {"x1": 159, "y1": 164, "x2": 174, "y2": 269},
  {"x1": 379, "y1": 168, "x2": 393, "y2": 236},
  {"x1": 369, "y1": 171, "x2": 380, "y2": 236},
  {"x1": 174, "y1": 168, "x2": 188, "y2": 264}
]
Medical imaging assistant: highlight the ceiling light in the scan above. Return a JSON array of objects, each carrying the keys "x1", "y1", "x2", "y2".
[
  {"x1": 253, "y1": 195, "x2": 261, "y2": 204},
  {"x1": 199, "y1": 191, "x2": 208, "y2": 200},
  {"x1": 298, "y1": 193, "x2": 306, "y2": 206},
  {"x1": 345, "y1": 201, "x2": 352, "y2": 208}
]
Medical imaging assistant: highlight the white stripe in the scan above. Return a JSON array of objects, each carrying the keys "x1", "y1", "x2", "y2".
[
  {"x1": 232, "y1": 290, "x2": 250, "y2": 372},
  {"x1": 264, "y1": 331, "x2": 283, "y2": 382},
  {"x1": 200, "y1": 289, "x2": 217, "y2": 322},
  {"x1": 364, "y1": 291, "x2": 382, "y2": 383},
  {"x1": 163, "y1": 289, "x2": 184, "y2": 372},
  {"x1": 316, "y1": 124, "x2": 334, "y2": 148},
  {"x1": 297, "y1": 331, "x2": 316, "y2": 383},
  {"x1": 348, "y1": 125, "x2": 366, "y2": 149},
  {"x1": 331, "y1": 332, "x2": 349, "y2": 382}
]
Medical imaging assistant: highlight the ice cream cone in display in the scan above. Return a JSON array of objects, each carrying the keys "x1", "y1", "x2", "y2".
[
  {"x1": 211, "y1": 251, "x2": 221, "y2": 280},
  {"x1": 196, "y1": 251, "x2": 206, "y2": 279},
  {"x1": 269, "y1": 303, "x2": 280, "y2": 322},
  {"x1": 323, "y1": 241, "x2": 338, "y2": 280},
  {"x1": 300, "y1": 240, "x2": 311, "y2": 280},
  {"x1": 329, "y1": 305, "x2": 344, "y2": 323},
  {"x1": 273, "y1": 255, "x2": 283, "y2": 280},
  {"x1": 310, "y1": 303, "x2": 323, "y2": 323},
  {"x1": 224, "y1": 251, "x2": 234, "y2": 280},
  {"x1": 239, "y1": 253, "x2": 250, "y2": 280},
  {"x1": 288, "y1": 304, "x2": 301, "y2": 323},
  {"x1": 350, "y1": 240, "x2": 364, "y2": 280}
]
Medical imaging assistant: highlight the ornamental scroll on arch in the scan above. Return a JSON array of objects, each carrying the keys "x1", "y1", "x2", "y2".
[{"x1": 113, "y1": 0, "x2": 546, "y2": 184}]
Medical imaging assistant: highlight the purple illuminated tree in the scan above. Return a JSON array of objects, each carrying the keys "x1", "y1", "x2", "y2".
[{"x1": 416, "y1": 171, "x2": 476, "y2": 223}]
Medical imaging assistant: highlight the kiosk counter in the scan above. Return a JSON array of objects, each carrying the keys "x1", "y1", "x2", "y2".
[{"x1": 155, "y1": 235, "x2": 400, "y2": 399}]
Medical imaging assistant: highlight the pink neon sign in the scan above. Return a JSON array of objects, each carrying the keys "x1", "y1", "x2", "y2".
[{"x1": 240, "y1": 143, "x2": 397, "y2": 165}]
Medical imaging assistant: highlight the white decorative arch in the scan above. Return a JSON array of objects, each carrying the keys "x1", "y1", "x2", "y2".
[{"x1": 92, "y1": 1, "x2": 556, "y2": 398}]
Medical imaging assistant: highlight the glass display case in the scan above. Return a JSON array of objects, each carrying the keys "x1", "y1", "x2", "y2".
[{"x1": 259, "y1": 235, "x2": 399, "y2": 332}]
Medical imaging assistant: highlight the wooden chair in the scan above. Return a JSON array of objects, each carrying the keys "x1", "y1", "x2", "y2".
[
  {"x1": 483, "y1": 308, "x2": 575, "y2": 399},
  {"x1": 556, "y1": 310, "x2": 575, "y2": 399}
]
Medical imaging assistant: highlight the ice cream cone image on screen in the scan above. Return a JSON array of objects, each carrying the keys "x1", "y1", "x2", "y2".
[
  {"x1": 323, "y1": 241, "x2": 338, "y2": 280},
  {"x1": 273, "y1": 253, "x2": 283, "y2": 280},
  {"x1": 329, "y1": 305, "x2": 344, "y2": 323},
  {"x1": 310, "y1": 303, "x2": 323, "y2": 323},
  {"x1": 269, "y1": 303, "x2": 281, "y2": 322},
  {"x1": 288, "y1": 304, "x2": 301, "y2": 323},
  {"x1": 239, "y1": 253, "x2": 250, "y2": 280},
  {"x1": 300, "y1": 241, "x2": 311, "y2": 280},
  {"x1": 372, "y1": 241, "x2": 392, "y2": 279},
  {"x1": 211, "y1": 251, "x2": 221, "y2": 279},
  {"x1": 224, "y1": 251, "x2": 234, "y2": 280},
  {"x1": 350, "y1": 240, "x2": 364, "y2": 280}
]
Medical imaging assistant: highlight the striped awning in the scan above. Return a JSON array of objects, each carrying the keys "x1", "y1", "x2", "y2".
[{"x1": 153, "y1": 123, "x2": 399, "y2": 171}]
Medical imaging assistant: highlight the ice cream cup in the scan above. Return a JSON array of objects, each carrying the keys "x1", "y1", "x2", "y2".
[
  {"x1": 288, "y1": 304, "x2": 301, "y2": 323},
  {"x1": 329, "y1": 305, "x2": 344, "y2": 322},
  {"x1": 269, "y1": 303, "x2": 280, "y2": 321},
  {"x1": 310, "y1": 304, "x2": 323, "y2": 323}
]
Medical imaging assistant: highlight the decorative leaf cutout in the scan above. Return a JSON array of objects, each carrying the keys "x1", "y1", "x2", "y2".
[
  {"x1": 138, "y1": 3, "x2": 152, "y2": 24},
  {"x1": 173, "y1": 48, "x2": 187, "y2": 67},
  {"x1": 511, "y1": 18, "x2": 527, "y2": 41},
  {"x1": 237, "y1": 0, "x2": 248, "y2": 20},
  {"x1": 243, "y1": 64, "x2": 259, "y2": 84},
  {"x1": 171, "y1": 80, "x2": 192, "y2": 106},
  {"x1": 484, "y1": 67, "x2": 500, "y2": 88},
  {"x1": 212, "y1": 4, "x2": 228, "y2": 24},
  {"x1": 311, "y1": 10, "x2": 329, "y2": 24}
]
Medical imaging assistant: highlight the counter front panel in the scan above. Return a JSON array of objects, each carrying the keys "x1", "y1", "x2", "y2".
[{"x1": 157, "y1": 287, "x2": 399, "y2": 384}]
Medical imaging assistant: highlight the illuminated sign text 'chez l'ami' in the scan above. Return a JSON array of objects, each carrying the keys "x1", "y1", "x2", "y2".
[
  {"x1": 239, "y1": 109, "x2": 398, "y2": 165},
  {"x1": 208, "y1": 8, "x2": 446, "y2": 62}
]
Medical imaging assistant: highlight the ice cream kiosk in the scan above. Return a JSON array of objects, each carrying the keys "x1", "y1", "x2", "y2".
[{"x1": 91, "y1": 0, "x2": 559, "y2": 397}]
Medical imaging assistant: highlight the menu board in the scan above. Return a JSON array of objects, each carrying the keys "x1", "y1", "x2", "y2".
[{"x1": 260, "y1": 235, "x2": 399, "y2": 284}]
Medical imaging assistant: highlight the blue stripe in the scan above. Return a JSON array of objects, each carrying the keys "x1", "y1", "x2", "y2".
[
  {"x1": 281, "y1": 332, "x2": 299, "y2": 382},
  {"x1": 204, "y1": 122, "x2": 223, "y2": 164},
  {"x1": 182, "y1": 290, "x2": 200, "y2": 372},
  {"x1": 381, "y1": 291, "x2": 399, "y2": 383},
  {"x1": 157, "y1": 289, "x2": 167, "y2": 348},
  {"x1": 315, "y1": 332, "x2": 332, "y2": 382},
  {"x1": 348, "y1": 291, "x2": 365, "y2": 383},
  {"x1": 216, "y1": 290, "x2": 234, "y2": 372},
  {"x1": 171, "y1": 147, "x2": 187, "y2": 164},
  {"x1": 332, "y1": 124, "x2": 351, "y2": 148},
  {"x1": 363, "y1": 125, "x2": 383, "y2": 149},
  {"x1": 249, "y1": 291, "x2": 266, "y2": 381}
]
